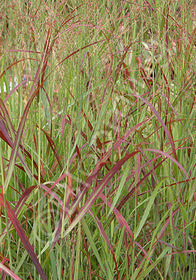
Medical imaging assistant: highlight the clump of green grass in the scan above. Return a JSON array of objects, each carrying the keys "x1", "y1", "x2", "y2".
[{"x1": 0, "y1": 0, "x2": 195, "y2": 279}]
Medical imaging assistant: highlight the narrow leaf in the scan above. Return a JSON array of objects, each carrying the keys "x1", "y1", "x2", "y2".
[
  {"x1": 0, "y1": 263, "x2": 22, "y2": 280},
  {"x1": 6, "y1": 202, "x2": 48, "y2": 280},
  {"x1": 134, "y1": 179, "x2": 164, "y2": 240}
]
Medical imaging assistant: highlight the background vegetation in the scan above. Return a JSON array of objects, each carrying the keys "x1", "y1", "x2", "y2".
[{"x1": 0, "y1": 0, "x2": 195, "y2": 279}]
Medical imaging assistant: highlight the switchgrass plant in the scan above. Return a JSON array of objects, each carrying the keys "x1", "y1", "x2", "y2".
[{"x1": 0, "y1": 0, "x2": 195, "y2": 279}]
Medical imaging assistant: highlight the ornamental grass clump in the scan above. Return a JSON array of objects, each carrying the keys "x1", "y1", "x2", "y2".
[{"x1": 0, "y1": 1, "x2": 195, "y2": 279}]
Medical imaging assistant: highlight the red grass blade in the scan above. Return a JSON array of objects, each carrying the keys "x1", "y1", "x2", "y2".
[
  {"x1": 95, "y1": 216, "x2": 119, "y2": 279},
  {"x1": 131, "y1": 93, "x2": 178, "y2": 161},
  {"x1": 64, "y1": 151, "x2": 138, "y2": 237},
  {"x1": 144, "y1": 148, "x2": 189, "y2": 178},
  {"x1": 99, "y1": 192, "x2": 134, "y2": 239},
  {"x1": 6, "y1": 202, "x2": 48, "y2": 280},
  {"x1": 0, "y1": 263, "x2": 22, "y2": 280},
  {"x1": 36, "y1": 125, "x2": 63, "y2": 171}
]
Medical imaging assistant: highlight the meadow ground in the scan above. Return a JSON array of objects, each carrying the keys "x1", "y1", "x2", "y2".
[{"x1": 0, "y1": 1, "x2": 196, "y2": 279}]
